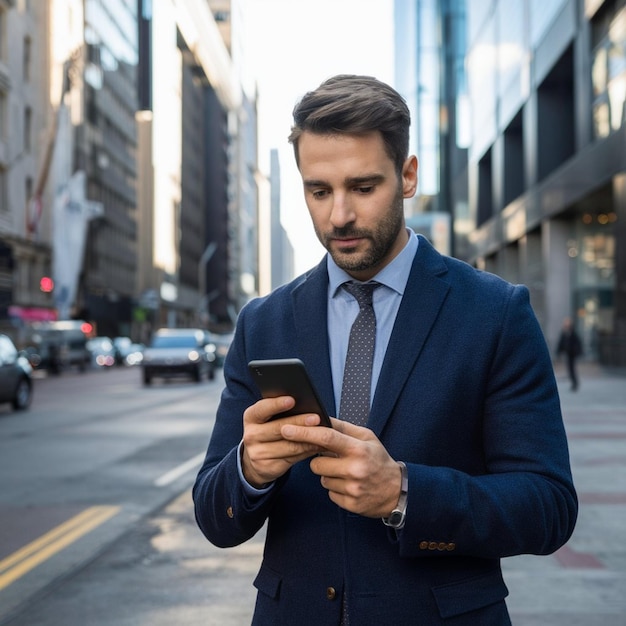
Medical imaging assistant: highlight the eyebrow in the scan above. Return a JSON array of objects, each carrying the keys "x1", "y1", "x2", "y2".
[{"x1": 303, "y1": 174, "x2": 386, "y2": 188}]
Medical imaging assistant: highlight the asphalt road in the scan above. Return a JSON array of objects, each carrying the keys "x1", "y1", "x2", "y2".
[{"x1": 0, "y1": 364, "x2": 223, "y2": 625}]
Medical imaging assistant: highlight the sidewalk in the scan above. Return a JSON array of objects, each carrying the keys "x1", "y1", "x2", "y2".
[{"x1": 504, "y1": 361, "x2": 626, "y2": 625}]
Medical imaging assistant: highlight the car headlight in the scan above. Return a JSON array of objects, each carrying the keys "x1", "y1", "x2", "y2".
[{"x1": 188, "y1": 350, "x2": 200, "y2": 362}]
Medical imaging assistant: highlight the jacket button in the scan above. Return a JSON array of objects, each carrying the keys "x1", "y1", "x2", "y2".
[
  {"x1": 326, "y1": 587, "x2": 337, "y2": 601},
  {"x1": 428, "y1": 542, "x2": 438, "y2": 550},
  {"x1": 419, "y1": 541, "x2": 429, "y2": 550},
  {"x1": 226, "y1": 506, "x2": 234, "y2": 519},
  {"x1": 446, "y1": 543, "x2": 456, "y2": 551}
]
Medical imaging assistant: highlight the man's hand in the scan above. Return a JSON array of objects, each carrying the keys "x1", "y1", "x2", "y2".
[
  {"x1": 281, "y1": 419, "x2": 402, "y2": 518},
  {"x1": 241, "y1": 396, "x2": 325, "y2": 488}
]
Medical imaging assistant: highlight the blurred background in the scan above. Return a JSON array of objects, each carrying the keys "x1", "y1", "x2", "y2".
[{"x1": 0, "y1": 0, "x2": 625, "y2": 367}]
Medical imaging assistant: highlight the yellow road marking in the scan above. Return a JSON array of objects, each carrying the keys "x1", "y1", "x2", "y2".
[{"x1": 0, "y1": 505, "x2": 120, "y2": 591}]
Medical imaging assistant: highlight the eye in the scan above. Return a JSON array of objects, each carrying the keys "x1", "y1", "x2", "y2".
[
  {"x1": 311, "y1": 189, "x2": 330, "y2": 199},
  {"x1": 354, "y1": 185, "x2": 375, "y2": 194}
]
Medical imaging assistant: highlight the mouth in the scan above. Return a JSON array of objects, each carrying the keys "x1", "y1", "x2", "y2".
[
  {"x1": 328, "y1": 231, "x2": 369, "y2": 250},
  {"x1": 332, "y1": 237, "x2": 364, "y2": 249}
]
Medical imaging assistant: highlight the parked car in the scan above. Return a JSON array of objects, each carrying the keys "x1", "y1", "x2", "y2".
[
  {"x1": 26, "y1": 321, "x2": 91, "y2": 373},
  {"x1": 122, "y1": 343, "x2": 145, "y2": 366},
  {"x1": 208, "y1": 331, "x2": 234, "y2": 368},
  {"x1": 86, "y1": 336, "x2": 116, "y2": 368},
  {"x1": 112, "y1": 336, "x2": 133, "y2": 365},
  {"x1": 0, "y1": 334, "x2": 33, "y2": 411},
  {"x1": 142, "y1": 328, "x2": 216, "y2": 386}
]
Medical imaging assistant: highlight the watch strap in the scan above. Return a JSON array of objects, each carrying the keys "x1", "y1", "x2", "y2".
[{"x1": 382, "y1": 461, "x2": 408, "y2": 529}]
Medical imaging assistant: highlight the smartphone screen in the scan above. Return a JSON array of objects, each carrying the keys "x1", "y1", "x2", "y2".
[{"x1": 248, "y1": 358, "x2": 332, "y2": 428}]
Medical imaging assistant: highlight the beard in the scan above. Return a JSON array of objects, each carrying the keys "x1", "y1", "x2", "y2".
[{"x1": 315, "y1": 188, "x2": 405, "y2": 275}]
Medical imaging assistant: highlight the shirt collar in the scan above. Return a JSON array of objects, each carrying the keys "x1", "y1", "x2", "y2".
[{"x1": 328, "y1": 228, "x2": 419, "y2": 297}]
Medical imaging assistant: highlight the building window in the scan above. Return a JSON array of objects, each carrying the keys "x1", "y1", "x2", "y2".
[
  {"x1": 24, "y1": 106, "x2": 32, "y2": 152},
  {"x1": 0, "y1": 89, "x2": 6, "y2": 142},
  {"x1": 23, "y1": 36, "x2": 31, "y2": 81},
  {"x1": 0, "y1": 167, "x2": 7, "y2": 212},
  {"x1": 477, "y1": 148, "x2": 493, "y2": 227},
  {"x1": 0, "y1": 8, "x2": 6, "y2": 62},
  {"x1": 591, "y1": 2, "x2": 626, "y2": 138},
  {"x1": 536, "y1": 46, "x2": 575, "y2": 182}
]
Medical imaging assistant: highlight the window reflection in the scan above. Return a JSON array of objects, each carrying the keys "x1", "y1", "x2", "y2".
[{"x1": 591, "y1": 5, "x2": 626, "y2": 139}]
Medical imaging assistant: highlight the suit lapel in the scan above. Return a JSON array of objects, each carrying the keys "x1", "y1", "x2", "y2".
[
  {"x1": 291, "y1": 258, "x2": 337, "y2": 417},
  {"x1": 368, "y1": 237, "x2": 451, "y2": 436}
]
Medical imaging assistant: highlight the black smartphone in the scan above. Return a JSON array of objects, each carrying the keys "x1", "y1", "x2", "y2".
[{"x1": 248, "y1": 358, "x2": 332, "y2": 428}]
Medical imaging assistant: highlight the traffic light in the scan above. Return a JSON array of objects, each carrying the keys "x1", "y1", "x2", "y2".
[{"x1": 40, "y1": 276, "x2": 54, "y2": 293}]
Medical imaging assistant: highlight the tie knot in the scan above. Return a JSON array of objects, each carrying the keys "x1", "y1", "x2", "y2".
[{"x1": 343, "y1": 281, "x2": 378, "y2": 308}]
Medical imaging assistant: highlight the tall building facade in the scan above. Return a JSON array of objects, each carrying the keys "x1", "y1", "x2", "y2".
[
  {"x1": 1, "y1": 0, "x2": 259, "y2": 347},
  {"x1": 269, "y1": 149, "x2": 294, "y2": 290},
  {"x1": 464, "y1": 0, "x2": 626, "y2": 364},
  {"x1": 394, "y1": 0, "x2": 467, "y2": 256},
  {"x1": 77, "y1": 0, "x2": 139, "y2": 337},
  {"x1": 397, "y1": 0, "x2": 626, "y2": 365},
  {"x1": 0, "y1": 0, "x2": 54, "y2": 336},
  {"x1": 136, "y1": 0, "x2": 255, "y2": 335}
]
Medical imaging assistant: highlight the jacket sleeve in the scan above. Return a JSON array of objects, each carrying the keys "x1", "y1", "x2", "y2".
[
  {"x1": 396, "y1": 286, "x2": 578, "y2": 559},
  {"x1": 192, "y1": 302, "x2": 288, "y2": 548}
]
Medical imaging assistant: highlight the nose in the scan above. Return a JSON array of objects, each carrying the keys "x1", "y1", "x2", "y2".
[{"x1": 329, "y1": 192, "x2": 355, "y2": 228}]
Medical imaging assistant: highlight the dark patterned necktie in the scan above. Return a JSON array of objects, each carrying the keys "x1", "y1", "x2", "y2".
[{"x1": 339, "y1": 282, "x2": 379, "y2": 426}]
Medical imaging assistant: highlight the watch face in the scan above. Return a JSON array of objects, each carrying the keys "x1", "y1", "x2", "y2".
[{"x1": 388, "y1": 511, "x2": 403, "y2": 526}]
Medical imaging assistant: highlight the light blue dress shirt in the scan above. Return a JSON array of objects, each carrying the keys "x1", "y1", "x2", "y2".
[{"x1": 327, "y1": 228, "x2": 419, "y2": 415}]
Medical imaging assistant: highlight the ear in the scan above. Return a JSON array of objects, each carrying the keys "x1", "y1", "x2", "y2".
[{"x1": 401, "y1": 156, "x2": 418, "y2": 198}]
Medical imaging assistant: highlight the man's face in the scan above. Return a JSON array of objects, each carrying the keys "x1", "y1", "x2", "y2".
[{"x1": 297, "y1": 131, "x2": 417, "y2": 281}]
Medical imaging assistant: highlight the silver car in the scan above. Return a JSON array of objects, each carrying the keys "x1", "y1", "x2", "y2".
[
  {"x1": 0, "y1": 334, "x2": 33, "y2": 411},
  {"x1": 141, "y1": 328, "x2": 216, "y2": 386}
]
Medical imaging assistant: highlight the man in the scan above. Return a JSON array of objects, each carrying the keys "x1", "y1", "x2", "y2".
[
  {"x1": 193, "y1": 75, "x2": 577, "y2": 625},
  {"x1": 557, "y1": 317, "x2": 583, "y2": 391}
]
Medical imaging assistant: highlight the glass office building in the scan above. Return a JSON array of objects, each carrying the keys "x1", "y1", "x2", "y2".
[{"x1": 398, "y1": 0, "x2": 626, "y2": 364}]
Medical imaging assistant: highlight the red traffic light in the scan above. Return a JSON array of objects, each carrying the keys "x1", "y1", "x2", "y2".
[
  {"x1": 80, "y1": 322, "x2": 94, "y2": 335},
  {"x1": 40, "y1": 276, "x2": 54, "y2": 293}
]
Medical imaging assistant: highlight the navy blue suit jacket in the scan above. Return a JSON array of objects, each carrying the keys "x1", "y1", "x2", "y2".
[{"x1": 193, "y1": 236, "x2": 577, "y2": 625}]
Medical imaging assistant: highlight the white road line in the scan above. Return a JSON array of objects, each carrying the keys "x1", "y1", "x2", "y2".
[{"x1": 154, "y1": 452, "x2": 206, "y2": 487}]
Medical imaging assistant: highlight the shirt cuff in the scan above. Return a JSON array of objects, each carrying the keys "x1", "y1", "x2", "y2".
[{"x1": 237, "y1": 440, "x2": 274, "y2": 496}]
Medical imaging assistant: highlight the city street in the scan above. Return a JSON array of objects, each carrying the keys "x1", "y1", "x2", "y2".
[
  {"x1": 1, "y1": 361, "x2": 625, "y2": 625},
  {"x1": 0, "y1": 364, "x2": 223, "y2": 625}
]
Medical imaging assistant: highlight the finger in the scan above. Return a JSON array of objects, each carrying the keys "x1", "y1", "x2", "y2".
[
  {"x1": 244, "y1": 396, "x2": 295, "y2": 425},
  {"x1": 281, "y1": 421, "x2": 350, "y2": 455},
  {"x1": 329, "y1": 418, "x2": 371, "y2": 439}
]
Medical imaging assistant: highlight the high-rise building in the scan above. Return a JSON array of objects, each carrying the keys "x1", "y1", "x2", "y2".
[
  {"x1": 0, "y1": 0, "x2": 54, "y2": 338},
  {"x1": 463, "y1": 0, "x2": 626, "y2": 364},
  {"x1": 397, "y1": 0, "x2": 626, "y2": 365},
  {"x1": 75, "y1": 0, "x2": 139, "y2": 337},
  {"x1": 136, "y1": 0, "x2": 254, "y2": 334}
]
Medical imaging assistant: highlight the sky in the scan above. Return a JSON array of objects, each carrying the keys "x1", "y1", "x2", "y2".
[{"x1": 241, "y1": 0, "x2": 396, "y2": 275}]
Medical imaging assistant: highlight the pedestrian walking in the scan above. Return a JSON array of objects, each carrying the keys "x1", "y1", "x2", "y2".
[
  {"x1": 193, "y1": 74, "x2": 577, "y2": 625},
  {"x1": 557, "y1": 317, "x2": 583, "y2": 391}
]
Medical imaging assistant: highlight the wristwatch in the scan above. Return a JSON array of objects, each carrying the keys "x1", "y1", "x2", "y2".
[{"x1": 382, "y1": 461, "x2": 408, "y2": 529}]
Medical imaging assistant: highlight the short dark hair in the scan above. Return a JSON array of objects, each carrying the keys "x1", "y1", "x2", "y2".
[{"x1": 288, "y1": 75, "x2": 411, "y2": 174}]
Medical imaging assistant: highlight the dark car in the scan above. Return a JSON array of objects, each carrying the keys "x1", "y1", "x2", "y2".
[
  {"x1": 141, "y1": 328, "x2": 216, "y2": 386},
  {"x1": 208, "y1": 332, "x2": 234, "y2": 368},
  {"x1": 0, "y1": 334, "x2": 33, "y2": 411},
  {"x1": 86, "y1": 336, "x2": 116, "y2": 368}
]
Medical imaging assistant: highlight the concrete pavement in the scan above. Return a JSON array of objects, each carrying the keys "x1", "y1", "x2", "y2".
[{"x1": 504, "y1": 361, "x2": 626, "y2": 625}]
